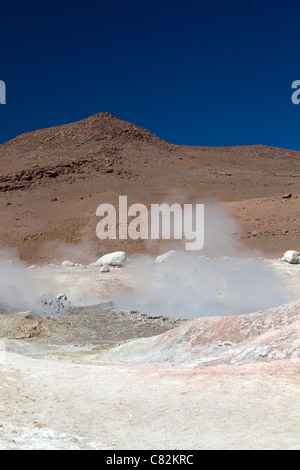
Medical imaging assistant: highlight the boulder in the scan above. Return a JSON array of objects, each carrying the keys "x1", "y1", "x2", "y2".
[
  {"x1": 155, "y1": 250, "x2": 177, "y2": 264},
  {"x1": 61, "y1": 260, "x2": 75, "y2": 267},
  {"x1": 94, "y1": 251, "x2": 126, "y2": 267},
  {"x1": 282, "y1": 250, "x2": 300, "y2": 264}
]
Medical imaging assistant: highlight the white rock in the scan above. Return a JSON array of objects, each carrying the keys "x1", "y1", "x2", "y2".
[
  {"x1": 95, "y1": 251, "x2": 126, "y2": 267},
  {"x1": 100, "y1": 265, "x2": 110, "y2": 273},
  {"x1": 155, "y1": 250, "x2": 177, "y2": 264},
  {"x1": 283, "y1": 250, "x2": 300, "y2": 264},
  {"x1": 61, "y1": 260, "x2": 75, "y2": 267}
]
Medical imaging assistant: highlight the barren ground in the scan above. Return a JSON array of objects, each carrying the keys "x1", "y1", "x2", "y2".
[
  {"x1": 1, "y1": 354, "x2": 300, "y2": 450},
  {"x1": 0, "y1": 260, "x2": 299, "y2": 450},
  {"x1": 0, "y1": 114, "x2": 300, "y2": 449}
]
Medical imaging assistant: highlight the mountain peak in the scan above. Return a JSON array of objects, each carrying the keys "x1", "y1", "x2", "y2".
[{"x1": 86, "y1": 112, "x2": 117, "y2": 121}]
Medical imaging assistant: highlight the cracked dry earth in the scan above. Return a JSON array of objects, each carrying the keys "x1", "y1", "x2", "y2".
[{"x1": 0, "y1": 262, "x2": 300, "y2": 450}]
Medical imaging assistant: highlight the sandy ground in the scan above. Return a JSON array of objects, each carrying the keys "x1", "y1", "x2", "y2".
[
  {"x1": 1, "y1": 354, "x2": 300, "y2": 450},
  {"x1": 0, "y1": 258, "x2": 299, "y2": 450}
]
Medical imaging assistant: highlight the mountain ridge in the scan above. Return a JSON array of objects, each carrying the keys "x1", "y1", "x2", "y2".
[{"x1": 0, "y1": 113, "x2": 299, "y2": 262}]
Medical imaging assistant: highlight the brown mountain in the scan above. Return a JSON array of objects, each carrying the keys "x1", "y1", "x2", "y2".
[{"x1": 0, "y1": 113, "x2": 299, "y2": 263}]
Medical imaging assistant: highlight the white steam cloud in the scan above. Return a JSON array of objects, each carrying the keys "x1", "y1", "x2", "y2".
[
  {"x1": 0, "y1": 202, "x2": 296, "y2": 320},
  {"x1": 0, "y1": 260, "x2": 69, "y2": 315},
  {"x1": 113, "y1": 253, "x2": 293, "y2": 319},
  {"x1": 112, "y1": 202, "x2": 295, "y2": 319}
]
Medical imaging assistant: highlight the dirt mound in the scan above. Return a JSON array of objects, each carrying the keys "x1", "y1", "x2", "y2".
[
  {"x1": 0, "y1": 303, "x2": 187, "y2": 353},
  {"x1": 98, "y1": 298, "x2": 300, "y2": 365}
]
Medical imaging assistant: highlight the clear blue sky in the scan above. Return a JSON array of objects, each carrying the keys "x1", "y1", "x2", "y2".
[{"x1": 1, "y1": 0, "x2": 300, "y2": 149}]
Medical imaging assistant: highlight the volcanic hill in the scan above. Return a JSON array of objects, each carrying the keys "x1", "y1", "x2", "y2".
[{"x1": 0, "y1": 113, "x2": 299, "y2": 263}]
